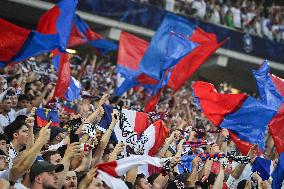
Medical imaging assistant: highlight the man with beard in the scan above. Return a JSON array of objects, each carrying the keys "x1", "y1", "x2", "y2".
[
  {"x1": 63, "y1": 171, "x2": 77, "y2": 189},
  {"x1": 30, "y1": 161, "x2": 64, "y2": 189}
]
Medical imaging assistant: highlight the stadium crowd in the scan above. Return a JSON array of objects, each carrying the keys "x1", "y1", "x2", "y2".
[
  {"x1": 137, "y1": 0, "x2": 284, "y2": 43},
  {"x1": 0, "y1": 51, "x2": 280, "y2": 189}
]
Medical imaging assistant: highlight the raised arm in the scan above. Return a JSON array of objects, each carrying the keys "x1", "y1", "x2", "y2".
[
  {"x1": 56, "y1": 142, "x2": 82, "y2": 188},
  {"x1": 185, "y1": 157, "x2": 202, "y2": 187},
  {"x1": 158, "y1": 131, "x2": 178, "y2": 158},
  {"x1": 85, "y1": 94, "x2": 108, "y2": 123},
  {"x1": 213, "y1": 161, "x2": 225, "y2": 189},
  {"x1": 92, "y1": 111, "x2": 118, "y2": 165}
]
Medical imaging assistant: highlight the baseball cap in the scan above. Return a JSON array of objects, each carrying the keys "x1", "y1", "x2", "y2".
[{"x1": 29, "y1": 161, "x2": 64, "y2": 181}]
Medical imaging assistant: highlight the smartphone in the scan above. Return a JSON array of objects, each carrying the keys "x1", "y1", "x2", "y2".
[{"x1": 70, "y1": 133, "x2": 79, "y2": 143}]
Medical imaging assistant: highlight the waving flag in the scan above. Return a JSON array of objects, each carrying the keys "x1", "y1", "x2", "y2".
[
  {"x1": 139, "y1": 120, "x2": 169, "y2": 156},
  {"x1": 58, "y1": 99, "x2": 78, "y2": 113},
  {"x1": 115, "y1": 32, "x2": 150, "y2": 96},
  {"x1": 36, "y1": 0, "x2": 78, "y2": 51},
  {"x1": 51, "y1": 51, "x2": 81, "y2": 101},
  {"x1": 143, "y1": 28, "x2": 226, "y2": 111},
  {"x1": 115, "y1": 15, "x2": 224, "y2": 112},
  {"x1": 253, "y1": 61, "x2": 284, "y2": 153},
  {"x1": 139, "y1": 13, "x2": 198, "y2": 81},
  {"x1": 97, "y1": 155, "x2": 164, "y2": 189},
  {"x1": 168, "y1": 28, "x2": 227, "y2": 91},
  {"x1": 37, "y1": 0, "x2": 81, "y2": 101},
  {"x1": 116, "y1": 13, "x2": 200, "y2": 96},
  {"x1": 36, "y1": 108, "x2": 60, "y2": 127},
  {"x1": 99, "y1": 105, "x2": 168, "y2": 157},
  {"x1": 0, "y1": 19, "x2": 59, "y2": 67},
  {"x1": 99, "y1": 105, "x2": 149, "y2": 143},
  {"x1": 192, "y1": 81, "x2": 277, "y2": 154},
  {"x1": 52, "y1": 52, "x2": 70, "y2": 99},
  {"x1": 253, "y1": 60, "x2": 284, "y2": 109},
  {"x1": 69, "y1": 15, "x2": 117, "y2": 54},
  {"x1": 64, "y1": 77, "x2": 81, "y2": 101},
  {"x1": 251, "y1": 156, "x2": 274, "y2": 181}
]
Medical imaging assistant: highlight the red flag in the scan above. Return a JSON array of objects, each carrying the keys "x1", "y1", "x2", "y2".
[
  {"x1": 269, "y1": 104, "x2": 284, "y2": 153},
  {"x1": 168, "y1": 28, "x2": 226, "y2": 91},
  {"x1": 53, "y1": 52, "x2": 70, "y2": 99},
  {"x1": 0, "y1": 19, "x2": 30, "y2": 62}
]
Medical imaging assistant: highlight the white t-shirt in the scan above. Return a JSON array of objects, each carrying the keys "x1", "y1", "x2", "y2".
[
  {"x1": 0, "y1": 108, "x2": 27, "y2": 133},
  {"x1": 221, "y1": 5, "x2": 229, "y2": 17},
  {"x1": 226, "y1": 162, "x2": 252, "y2": 188},
  {"x1": 209, "y1": 9, "x2": 221, "y2": 24},
  {"x1": 192, "y1": 0, "x2": 206, "y2": 19},
  {"x1": 165, "y1": 0, "x2": 175, "y2": 12},
  {"x1": 230, "y1": 7, "x2": 242, "y2": 28}
]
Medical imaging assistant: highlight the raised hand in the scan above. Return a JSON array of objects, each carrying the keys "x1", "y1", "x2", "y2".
[
  {"x1": 192, "y1": 156, "x2": 202, "y2": 170},
  {"x1": 97, "y1": 106, "x2": 105, "y2": 118},
  {"x1": 79, "y1": 165, "x2": 98, "y2": 188},
  {"x1": 98, "y1": 93, "x2": 109, "y2": 107},
  {"x1": 169, "y1": 130, "x2": 180, "y2": 142},
  {"x1": 177, "y1": 139, "x2": 186, "y2": 153},
  {"x1": 109, "y1": 142, "x2": 124, "y2": 161},
  {"x1": 64, "y1": 142, "x2": 82, "y2": 161},
  {"x1": 221, "y1": 129, "x2": 229, "y2": 138},
  {"x1": 247, "y1": 144, "x2": 258, "y2": 163},
  {"x1": 38, "y1": 121, "x2": 52, "y2": 144},
  {"x1": 25, "y1": 116, "x2": 35, "y2": 128}
]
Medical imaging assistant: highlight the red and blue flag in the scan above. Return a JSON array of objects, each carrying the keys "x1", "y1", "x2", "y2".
[
  {"x1": 115, "y1": 14, "x2": 225, "y2": 112},
  {"x1": 58, "y1": 99, "x2": 78, "y2": 113},
  {"x1": 115, "y1": 32, "x2": 153, "y2": 96},
  {"x1": 36, "y1": 0, "x2": 78, "y2": 51},
  {"x1": 168, "y1": 28, "x2": 227, "y2": 91},
  {"x1": 192, "y1": 81, "x2": 277, "y2": 155},
  {"x1": 69, "y1": 15, "x2": 117, "y2": 54},
  {"x1": 36, "y1": 108, "x2": 60, "y2": 127},
  {"x1": 253, "y1": 61, "x2": 284, "y2": 154},
  {"x1": 115, "y1": 13, "x2": 200, "y2": 97},
  {"x1": 0, "y1": 19, "x2": 59, "y2": 67},
  {"x1": 139, "y1": 13, "x2": 199, "y2": 81},
  {"x1": 98, "y1": 105, "x2": 150, "y2": 143},
  {"x1": 37, "y1": 0, "x2": 80, "y2": 101},
  {"x1": 52, "y1": 51, "x2": 81, "y2": 101}
]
